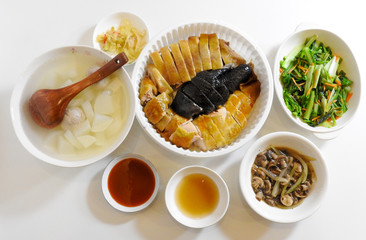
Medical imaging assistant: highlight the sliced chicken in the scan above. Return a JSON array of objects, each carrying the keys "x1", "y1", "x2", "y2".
[
  {"x1": 199, "y1": 34, "x2": 212, "y2": 70},
  {"x1": 209, "y1": 107, "x2": 231, "y2": 144},
  {"x1": 240, "y1": 80, "x2": 261, "y2": 106},
  {"x1": 188, "y1": 36, "x2": 203, "y2": 74},
  {"x1": 179, "y1": 40, "x2": 196, "y2": 79},
  {"x1": 170, "y1": 43, "x2": 191, "y2": 83},
  {"x1": 155, "y1": 108, "x2": 173, "y2": 132},
  {"x1": 225, "y1": 94, "x2": 248, "y2": 128},
  {"x1": 192, "y1": 115, "x2": 217, "y2": 150},
  {"x1": 139, "y1": 76, "x2": 157, "y2": 105},
  {"x1": 169, "y1": 121, "x2": 205, "y2": 150},
  {"x1": 202, "y1": 115, "x2": 226, "y2": 148},
  {"x1": 234, "y1": 90, "x2": 252, "y2": 117},
  {"x1": 219, "y1": 39, "x2": 246, "y2": 66},
  {"x1": 144, "y1": 92, "x2": 171, "y2": 124},
  {"x1": 162, "y1": 114, "x2": 188, "y2": 140},
  {"x1": 210, "y1": 106, "x2": 241, "y2": 144},
  {"x1": 208, "y1": 33, "x2": 223, "y2": 70},
  {"x1": 150, "y1": 51, "x2": 169, "y2": 80},
  {"x1": 146, "y1": 64, "x2": 173, "y2": 94},
  {"x1": 160, "y1": 46, "x2": 181, "y2": 85}
]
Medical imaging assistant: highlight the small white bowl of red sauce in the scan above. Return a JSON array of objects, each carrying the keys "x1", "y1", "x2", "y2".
[{"x1": 102, "y1": 153, "x2": 159, "y2": 212}]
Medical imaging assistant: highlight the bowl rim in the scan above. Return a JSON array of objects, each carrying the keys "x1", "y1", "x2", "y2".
[
  {"x1": 165, "y1": 165, "x2": 230, "y2": 228},
  {"x1": 239, "y1": 131, "x2": 329, "y2": 223},
  {"x1": 273, "y1": 27, "x2": 361, "y2": 135},
  {"x1": 10, "y1": 45, "x2": 136, "y2": 167},
  {"x1": 101, "y1": 153, "x2": 160, "y2": 212},
  {"x1": 131, "y1": 20, "x2": 274, "y2": 158}
]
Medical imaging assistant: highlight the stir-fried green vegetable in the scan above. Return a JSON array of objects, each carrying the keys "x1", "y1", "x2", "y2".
[{"x1": 280, "y1": 35, "x2": 353, "y2": 127}]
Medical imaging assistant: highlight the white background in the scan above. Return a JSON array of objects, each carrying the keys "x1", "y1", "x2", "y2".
[{"x1": 1, "y1": 0, "x2": 365, "y2": 239}]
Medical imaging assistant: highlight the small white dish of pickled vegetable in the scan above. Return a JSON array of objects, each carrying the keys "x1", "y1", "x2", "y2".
[
  {"x1": 93, "y1": 12, "x2": 149, "y2": 64},
  {"x1": 273, "y1": 27, "x2": 361, "y2": 139},
  {"x1": 10, "y1": 46, "x2": 135, "y2": 167},
  {"x1": 239, "y1": 131, "x2": 328, "y2": 223}
]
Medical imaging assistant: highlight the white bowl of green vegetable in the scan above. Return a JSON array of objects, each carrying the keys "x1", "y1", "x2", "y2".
[{"x1": 273, "y1": 28, "x2": 361, "y2": 139}]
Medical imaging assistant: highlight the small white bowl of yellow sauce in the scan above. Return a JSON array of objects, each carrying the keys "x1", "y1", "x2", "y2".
[{"x1": 165, "y1": 165, "x2": 230, "y2": 228}]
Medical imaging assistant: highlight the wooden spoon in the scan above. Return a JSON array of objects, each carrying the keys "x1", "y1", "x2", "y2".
[{"x1": 29, "y1": 52, "x2": 129, "y2": 129}]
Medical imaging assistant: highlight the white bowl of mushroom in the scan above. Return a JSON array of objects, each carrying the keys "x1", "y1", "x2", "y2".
[
  {"x1": 239, "y1": 131, "x2": 328, "y2": 223},
  {"x1": 10, "y1": 46, "x2": 135, "y2": 167},
  {"x1": 131, "y1": 21, "x2": 273, "y2": 158}
]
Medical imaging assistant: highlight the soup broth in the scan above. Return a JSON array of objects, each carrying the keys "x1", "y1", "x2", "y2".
[
  {"x1": 35, "y1": 52, "x2": 130, "y2": 160},
  {"x1": 175, "y1": 173, "x2": 219, "y2": 218}
]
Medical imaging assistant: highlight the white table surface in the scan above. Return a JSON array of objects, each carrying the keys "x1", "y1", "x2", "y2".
[{"x1": 1, "y1": 0, "x2": 365, "y2": 239}]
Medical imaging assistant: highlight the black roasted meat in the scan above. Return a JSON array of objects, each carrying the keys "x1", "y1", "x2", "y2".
[
  {"x1": 197, "y1": 67, "x2": 231, "y2": 101},
  {"x1": 171, "y1": 64, "x2": 253, "y2": 119},
  {"x1": 170, "y1": 90, "x2": 203, "y2": 119},
  {"x1": 180, "y1": 81, "x2": 215, "y2": 114},
  {"x1": 191, "y1": 76, "x2": 224, "y2": 107},
  {"x1": 220, "y1": 64, "x2": 252, "y2": 93}
]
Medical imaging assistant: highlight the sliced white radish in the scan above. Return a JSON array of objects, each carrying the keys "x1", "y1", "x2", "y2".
[
  {"x1": 106, "y1": 77, "x2": 123, "y2": 92},
  {"x1": 91, "y1": 114, "x2": 113, "y2": 132},
  {"x1": 72, "y1": 120, "x2": 91, "y2": 136},
  {"x1": 86, "y1": 66, "x2": 100, "y2": 76},
  {"x1": 94, "y1": 90, "x2": 115, "y2": 115},
  {"x1": 64, "y1": 130, "x2": 83, "y2": 149},
  {"x1": 68, "y1": 98, "x2": 84, "y2": 108},
  {"x1": 79, "y1": 88, "x2": 95, "y2": 102},
  {"x1": 95, "y1": 78, "x2": 109, "y2": 89},
  {"x1": 77, "y1": 135, "x2": 96, "y2": 148},
  {"x1": 81, "y1": 100, "x2": 94, "y2": 123}
]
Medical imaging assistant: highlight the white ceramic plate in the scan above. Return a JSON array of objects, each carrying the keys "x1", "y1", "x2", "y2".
[
  {"x1": 239, "y1": 131, "x2": 328, "y2": 223},
  {"x1": 131, "y1": 21, "x2": 273, "y2": 157},
  {"x1": 273, "y1": 28, "x2": 361, "y2": 139},
  {"x1": 93, "y1": 12, "x2": 149, "y2": 63},
  {"x1": 10, "y1": 46, "x2": 136, "y2": 167},
  {"x1": 102, "y1": 153, "x2": 159, "y2": 212},
  {"x1": 165, "y1": 165, "x2": 229, "y2": 228}
]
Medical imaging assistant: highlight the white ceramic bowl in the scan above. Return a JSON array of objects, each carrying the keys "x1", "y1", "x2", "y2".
[
  {"x1": 273, "y1": 28, "x2": 361, "y2": 139},
  {"x1": 102, "y1": 153, "x2": 159, "y2": 212},
  {"x1": 93, "y1": 12, "x2": 149, "y2": 63},
  {"x1": 239, "y1": 131, "x2": 328, "y2": 223},
  {"x1": 132, "y1": 21, "x2": 273, "y2": 157},
  {"x1": 10, "y1": 46, "x2": 136, "y2": 167},
  {"x1": 165, "y1": 165, "x2": 229, "y2": 228}
]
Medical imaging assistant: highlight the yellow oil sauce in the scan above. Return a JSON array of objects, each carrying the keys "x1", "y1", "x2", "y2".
[{"x1": 175, "y1": 173, "x2": 219, "y2": 218}]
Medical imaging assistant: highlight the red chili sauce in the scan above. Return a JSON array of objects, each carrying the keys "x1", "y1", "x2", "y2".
[{"x1": 108, "y1": 158, "x2": 156, "y2": 207}]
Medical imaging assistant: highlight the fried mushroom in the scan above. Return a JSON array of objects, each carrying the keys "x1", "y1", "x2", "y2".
[
  {"x1": 264, "y1": 180, "x2": 271, "y2": 194},
  {"x1": 294, "y1": 181, "x2": 311, "y2": 198},
  {"x1": 252, "y1": 176, "x2": 264, "y2": 191},
  {"x1": 280, "y1": 194, "x2": 294, "y2": 207}
]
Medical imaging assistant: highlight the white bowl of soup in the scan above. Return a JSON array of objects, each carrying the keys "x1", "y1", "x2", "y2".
[{"x1": 10, "y1": 46, "x2": 135, "y2": 167}]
